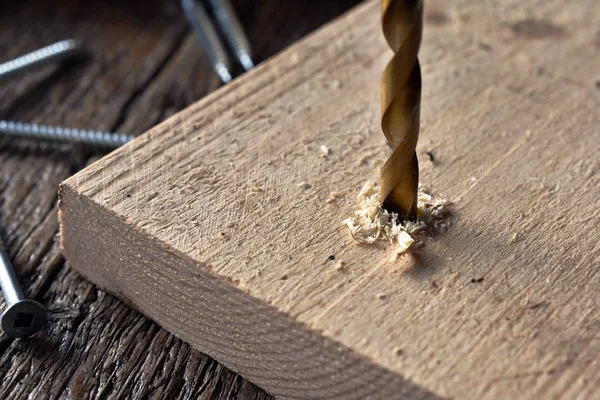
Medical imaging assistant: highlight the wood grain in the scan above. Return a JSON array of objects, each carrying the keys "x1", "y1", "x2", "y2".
[
  {"x1": 0, "y1": 0, "x2": 361, "y2": 398},
  {"x1": 60, "y1": 0, "x2": 600, "y2": 399}
]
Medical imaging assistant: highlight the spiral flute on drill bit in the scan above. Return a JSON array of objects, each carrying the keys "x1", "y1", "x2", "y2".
[{"x1": 379, "y1": 0, "x2": 423, "y2": 221}]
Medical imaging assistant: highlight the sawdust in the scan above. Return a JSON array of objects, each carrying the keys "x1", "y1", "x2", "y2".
[
  {"x1": 334, "y1": 260, "x2": 345, "y2": 271},
  {"x1": 325, "y1": 191, "x2": 341, "y2": 204},
  {"x1": 320, "y1": 145, "x2": 330, "y2": 157},
  {"x1": 344, "y1": 181, "x2": 452, "y2": 259}
]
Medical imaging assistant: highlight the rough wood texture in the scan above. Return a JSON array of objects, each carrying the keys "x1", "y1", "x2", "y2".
[
  {"x1": 60, "y1": 0, "x2": 600, "y2": 399},
  {"x1": 0, "y1": 0, "x2": 361, "y2": 398}
]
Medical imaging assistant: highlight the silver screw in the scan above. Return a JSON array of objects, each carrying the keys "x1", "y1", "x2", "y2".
[
  {"x1": 0, "y1": 39, "x2": 84, "y2": 82},
  {"x1": 0, "y1": 120, "x2": 134, "y2": 149},
  {"x1": 0, "y1": 234, "x2": 47, "y2": 339},
  {"x1": 0, "y1": 41, "x2": 132, "y2": 149},
  {"x1": 206, "y1": 0, "x2": 255, "y2": 71},
  {"x1": 181, "y1": 0, "x2": 234, "y2": 83}
]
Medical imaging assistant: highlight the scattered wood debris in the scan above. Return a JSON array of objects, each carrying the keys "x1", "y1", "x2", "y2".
[
  {"x1": 510, "y1": 232, "x2": 523, "y2": 243},
  {"x1": 327, "y1": 255, "x2": 345, "y2": 270},
  {"x1": 344, "y1": 181, "x2": 452, "y2": 258},
  {"x1": 358, "y1": 151, "x2": 375, "y2": 165},
  {"x1": 325, "y1": 191, "x2": 341, "y2": 204},
  {"x1": 529, "y1": 300, "x2": 548, "y2": 310}
]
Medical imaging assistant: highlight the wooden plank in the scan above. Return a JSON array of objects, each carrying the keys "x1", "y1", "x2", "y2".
[
  {"x1": 0, "y1": 0, "x2": 360, "y2": 398},
  {"x1": 59, "y1": 0, "x2": 600, "y2": 398}
]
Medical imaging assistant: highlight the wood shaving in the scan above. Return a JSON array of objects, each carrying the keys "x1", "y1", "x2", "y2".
[
  {"x1": 358, "y1": 151, "x2": 375, "y2": 165},
  {"x1": 344, "y1": 181, "x2": 452, "y2": 258},
  {"x1": 325, "y1": 191, "x2": 341, "y2": 204},
  {"x1": 320, "y1": 145, "x2": 330, "y2": 157}
]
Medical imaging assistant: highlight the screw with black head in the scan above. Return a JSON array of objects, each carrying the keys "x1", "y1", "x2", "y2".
[{"x1": 0, "y1": 235, "x2": 46, "y2": 338}]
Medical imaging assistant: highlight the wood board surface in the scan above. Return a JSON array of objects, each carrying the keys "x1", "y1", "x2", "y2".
[
  {"x1": 59, "y1": 0, "x2": 600, "y2": 399},
  {"x1": 1, "y1": 0, "x2": 360, "y2": 397}
]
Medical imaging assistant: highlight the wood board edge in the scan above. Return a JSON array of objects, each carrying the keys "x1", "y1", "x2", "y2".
[{"x1": 59, "y1": 183, "x2": 440, "y2": 400}]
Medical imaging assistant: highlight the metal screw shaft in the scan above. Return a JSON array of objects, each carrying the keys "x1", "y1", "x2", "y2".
[
  {"x1": 0, "y1": 120, "x2": 134, "y2": 149},
  {"x1": 0, "y1": 234, "x2": 46, "y2": 338},
  {"x1": 206, "y1": 0, "x2": 255, "y2": 71},
  {"x1": 181, "y1": 0, "x2": 234, "y2": 83},
  {"x1": 0, "y1": 39, "x2": 84, "y2": 82}
]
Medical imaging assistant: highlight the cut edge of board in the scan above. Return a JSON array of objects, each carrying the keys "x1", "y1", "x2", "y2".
[{"x1": 58, "y1": 185, "x2": 438, "y2": 400}]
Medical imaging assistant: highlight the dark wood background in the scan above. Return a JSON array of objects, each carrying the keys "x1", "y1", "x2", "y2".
[{"x1": 0, "y1": 0, "x2": 361, "y2": 398}]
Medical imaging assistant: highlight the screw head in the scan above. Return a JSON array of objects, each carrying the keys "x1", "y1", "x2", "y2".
[{"x1": 1, "y1": 299, "x2": 47, "y2": 338}]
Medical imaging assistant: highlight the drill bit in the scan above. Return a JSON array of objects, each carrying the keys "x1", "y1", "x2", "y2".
[{"x1": 379, "y1": 0, "x2": 424, "y2": 221}]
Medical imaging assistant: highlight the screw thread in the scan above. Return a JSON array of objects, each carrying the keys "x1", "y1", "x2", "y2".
[
  {"x1": 0, "y1": 39, "x2": 84, "y2": 81},
  {"x1": 181, "y1": 0, "x2": 233, "y2": 83},
  {"x1": 207, "y1": 0, "x2": 255, "y2": 71},
  {"x1": 0, "y1": 120, "x2": 134, "y2": 149}
]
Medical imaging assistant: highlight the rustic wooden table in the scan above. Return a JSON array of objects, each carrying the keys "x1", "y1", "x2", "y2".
[{"x1": 0, "y1": 0, "x2": 360, "y2": 397}]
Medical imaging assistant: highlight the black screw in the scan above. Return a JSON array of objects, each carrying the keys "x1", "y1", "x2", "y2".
[{"x1": 0, "y1": 235, "x2": 46, "y2": 338}]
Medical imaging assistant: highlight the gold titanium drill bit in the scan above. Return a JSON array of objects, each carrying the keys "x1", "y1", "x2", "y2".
[{"x1": 379, "y1": 0, "x2": 424, "y2": 221}]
